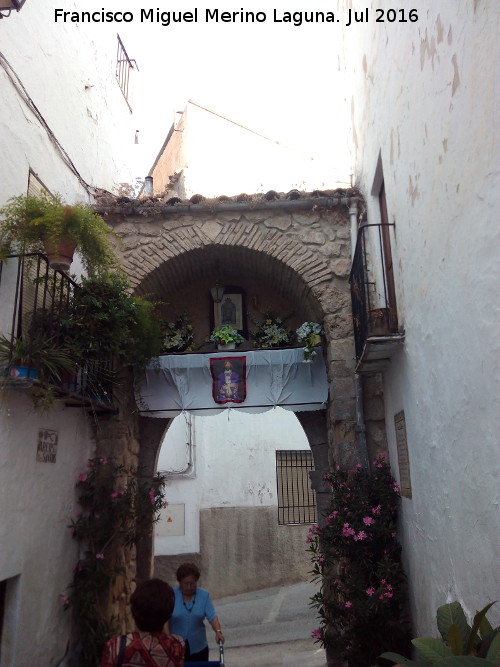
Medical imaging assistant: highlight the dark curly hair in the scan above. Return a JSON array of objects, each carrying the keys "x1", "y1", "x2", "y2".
[
  {"x1": 175, "y1": 562, "x2": 200, "y2": 582},
  {"x1": 130, "y1": 578, "x2": 175, "y2": 632}
]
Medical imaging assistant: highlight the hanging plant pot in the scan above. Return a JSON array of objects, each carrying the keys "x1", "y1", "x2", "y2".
[
  {"x1": 217, "y1": 342, "x2": 236, "y2": 350},
  {"x1": 42, "y1": 236, "x2": 77, "y2": 272},
  {"x1": 1, "y1": 365, "x2": 38, "y2": 388}
]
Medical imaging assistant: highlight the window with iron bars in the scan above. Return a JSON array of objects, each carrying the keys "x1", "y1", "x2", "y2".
[
  {"x1": 276, "y1": 450, "x2": 317, "y2": 525},
  {"x1": 116, "y1": 34, "x2": 136, "y2": 111}
]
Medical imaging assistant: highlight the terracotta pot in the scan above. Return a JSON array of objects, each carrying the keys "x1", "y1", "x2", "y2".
[{"x1": 42, "y1": 236, "x2": 77, "y2": 272}]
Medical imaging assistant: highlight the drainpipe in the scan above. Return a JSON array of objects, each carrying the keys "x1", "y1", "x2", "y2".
[
  {"x1": 144, "y1": 176, "x2": 154, "y2": 196},
  {"x1": 350, "y1": 199, "x2": 369, "y2": 468},
  {"x1": 349, "y1": 198, "x2": 359, "y2": 261},
  {"x1": 355, "y1": 374, "x2": 370, "y2": 470}
]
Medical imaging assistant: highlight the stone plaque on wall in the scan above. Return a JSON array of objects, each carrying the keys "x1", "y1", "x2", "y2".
[
  {"x1": 394, "y1": 411, "x2": 412, "y2": 498},
  {"x1": 36, "y1": 429, "x2": 58, "y2": 464}
]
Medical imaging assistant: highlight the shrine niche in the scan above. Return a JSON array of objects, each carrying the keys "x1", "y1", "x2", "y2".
[{"x1": 210, "y1": 285, "x2": 247, "y2": 338}]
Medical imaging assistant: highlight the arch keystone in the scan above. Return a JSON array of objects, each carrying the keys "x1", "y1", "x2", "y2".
[{"x1": 201, "y1": 220, "x2": 223, "y2": 241}]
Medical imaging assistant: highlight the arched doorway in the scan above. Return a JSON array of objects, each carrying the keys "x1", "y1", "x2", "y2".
[{"x1": 154, "y1": 408, "x2": 317, "y2": 597}]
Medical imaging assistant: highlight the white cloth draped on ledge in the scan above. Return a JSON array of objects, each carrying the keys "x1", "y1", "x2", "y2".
[{"x1": 134, "y1": 347, "x2": 328, "y2": 418}]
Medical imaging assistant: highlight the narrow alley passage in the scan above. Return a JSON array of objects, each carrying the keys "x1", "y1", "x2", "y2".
[{"x1": 206, "y1": 581, "x2": 327, "y2": 666}]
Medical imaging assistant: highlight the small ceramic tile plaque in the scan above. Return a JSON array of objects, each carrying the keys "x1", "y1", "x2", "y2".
[{"x1": 36, "y1": 429, "x2": 58, "y2": 464}]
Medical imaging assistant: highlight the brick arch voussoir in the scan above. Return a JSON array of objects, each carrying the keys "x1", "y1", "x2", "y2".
[
  {"x1": 212, "y1": 224, "x2": 334, "y2": 290},
  {"x1": 122, "y1": 220, "x2": 333, "y2": 293}
]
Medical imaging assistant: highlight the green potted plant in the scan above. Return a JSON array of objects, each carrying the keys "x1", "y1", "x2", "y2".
[
  {"x1": 308, "y1": 454, "x2": 411, "y2": 665},
  {"x1": 0, "y1": 334, "x2": 39, "y2": 385},
  {"x1": 379, "y1": 600, "x2": 499, "y2": 666},
  {"x1": 0, "y1": 332, "x2": 74, "y2": 383},
  {"x1": 210, "y1": 324, "x2": 244, "y2": 350},
  {"x1": 296, "y1": 321, "x2": 324, "y2": 362},
  {"x1": 64, "y1": 272, "x2": 164, "y2": 369},
  {"x1": 0, "y1": 192, "x2": 119, "y2": 273},
  {"x1": 0, "y1": 331, "x2": 76, "y2": 411},
  {"x1": 249, "y1": 311, "x2": 295, "y2": 348}
]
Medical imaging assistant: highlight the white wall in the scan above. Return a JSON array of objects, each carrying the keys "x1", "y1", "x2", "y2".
[
  {"x1": 155, "y1": 408, "x2": 310, "y2": 555},
  {"x1": 0, "y1": 5, "x2": 154, "y2": 664},
  {"x1": 342, "y1": 0, "x2": 500, "y2": 633},
  {"x1": 0, "y1": 247, "x2": 96, "y2": 666},
  {"x1": 0, "y1": 386, "x2": 94, "y2": 666},
  {"x1": 0, "y1": 0, "x2": 151, "y2": 205}
]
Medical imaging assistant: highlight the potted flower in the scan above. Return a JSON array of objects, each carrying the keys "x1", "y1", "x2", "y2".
[
  {"x1": 0, "y1": 332, "x2": 74, "y2": 383},
  {"x1": 210, "y1": 324, "x2": 244, "y2": 350},
  {"x1": 296, "y1": 321, "x2": 324, "y2": 362},
  {"x1": 249, "y1": 311, "x2": 295, "y2": 348},
  {"x1": 0, "y1": 334, "x2": 39, "y2": 385},
  {"x1": 0, "y1": 192, "x2": 119, "y2": 273},
  {"x1": 162, "y1": 314, "x2": 195, "y2": 353},
  {"x1": 0, "y1": 331, "x2": 76, "y2": 411}
]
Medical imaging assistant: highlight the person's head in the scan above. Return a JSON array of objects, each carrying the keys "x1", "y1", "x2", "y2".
[
  {"x1": 130, "y1": 578, "x2": 175, "y2": 632},
  {"x1": 223, "y1": 361, "x2": 233, "y2": 370},
  {"x1": 176, "y1": 562, "x2": 200, "y2": 597}
]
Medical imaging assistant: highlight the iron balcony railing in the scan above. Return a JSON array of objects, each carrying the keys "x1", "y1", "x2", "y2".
[
  {"x1": 0, "y1": 254, "x2": 113, "y2": 405},
  {"x1": 116, "y1": 34, "x2": 137, "y2": 110},
  {"x1": 349, "y1": 224, "x2": 397, "y2": 360}
]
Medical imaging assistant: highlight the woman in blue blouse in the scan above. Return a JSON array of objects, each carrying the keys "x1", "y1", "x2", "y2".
[{"x1": 169, "y1": 562, "x2": 224, "y2": 663}]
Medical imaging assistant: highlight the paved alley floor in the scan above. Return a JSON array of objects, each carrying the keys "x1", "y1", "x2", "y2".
[{"x1": 207, "y1": 580, "x2": 328, "y2": 666}]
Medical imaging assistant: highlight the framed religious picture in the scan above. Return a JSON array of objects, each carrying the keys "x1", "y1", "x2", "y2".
[
  {"x1": 210, "y1": 285, "x2": 248, "y2": 338},
  {"x1": 210, "y1": 356, "x2": 247, "y2": 404}
]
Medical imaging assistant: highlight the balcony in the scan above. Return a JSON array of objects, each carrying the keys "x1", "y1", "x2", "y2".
[
  {"x1": 0, "y1": 254, "x2": 115, "y2": 412},
  {"x1": 349, "y1": 224, "x2": 404, "y2": 373}
]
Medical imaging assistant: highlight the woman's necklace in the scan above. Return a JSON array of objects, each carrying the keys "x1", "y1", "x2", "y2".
[{"x1": 182, "y1": 594, "x2": 196, "y2": 612}]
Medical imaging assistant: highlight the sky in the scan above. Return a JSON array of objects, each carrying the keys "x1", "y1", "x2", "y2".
[{"x1": 111, "y1": 0, "x2": 352, "y2": 184}]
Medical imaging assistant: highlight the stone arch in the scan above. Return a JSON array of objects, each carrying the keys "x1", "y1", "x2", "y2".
[
  {"x1": 120, "y1": 217, "x2": 335, "y2": 294},
  {"x1": 101, "y1": 198, "x2": 364, "y2": 586}
]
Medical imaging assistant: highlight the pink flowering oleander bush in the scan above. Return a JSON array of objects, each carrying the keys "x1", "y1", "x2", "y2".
[
  {"x1": 62, "y1": 457, "x2": 167, "y2": 667},
  {"x1": 308, "y1": 454, "x2": 411, "y2": 666}
]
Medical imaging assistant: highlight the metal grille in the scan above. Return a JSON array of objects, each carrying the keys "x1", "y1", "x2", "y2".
[
  {"x1": 0, "y1": 253, "x2": 114, "y2": 403},
  {"x1": 349, "y1": 223, "x2": 396, "y2": 359},
  {"x1": 276, "y1": 450, "x2": 316, "y2": 525},
  {"x1": 116, "y1": 34, "x2": 136, "y2": 110}
]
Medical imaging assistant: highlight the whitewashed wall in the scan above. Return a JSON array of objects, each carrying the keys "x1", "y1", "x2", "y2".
[
  {"x1": 0, "y1": 384, "x2": 94, "y2": 666},
  {"x1": 0, "y1": 4, "x2": 154, "y2": 665},
  {"x1": 341, "y1": 0, "x2": 500, "y2": 633},
  {"x1": 155, "y1": 408, "x2": 310, "y2": 556},
  {"x1": 0, "y1": 249, "x2": 96, "y2": 666},
  {"x1": 0, "y1": 0, "x2": 151, "y2": 206}
]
